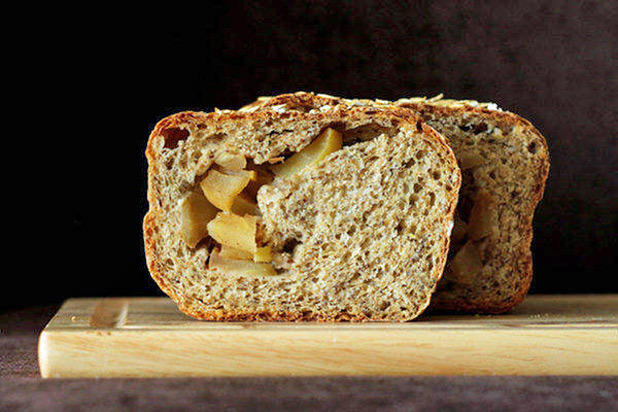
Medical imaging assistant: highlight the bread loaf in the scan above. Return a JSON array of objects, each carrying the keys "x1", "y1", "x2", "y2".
[
  {"x1": 246, "y1": 92, "x2": 550, "y2": 313},
  {"x1": 143, "y1": 94, "x2": 461, "y2": 321}
]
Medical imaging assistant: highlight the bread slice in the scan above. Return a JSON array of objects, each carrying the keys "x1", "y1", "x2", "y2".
[
  {"x1": 144, "y1": 95, "x2": 461, "y2": 321},
  {"x1": 245, "y1": 93, "x2": 550, "y2": 314}
]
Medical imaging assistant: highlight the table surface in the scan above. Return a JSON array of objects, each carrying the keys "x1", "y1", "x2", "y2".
[{"x1": 2, "y1": 304, "x2": 617, "y2": 411}]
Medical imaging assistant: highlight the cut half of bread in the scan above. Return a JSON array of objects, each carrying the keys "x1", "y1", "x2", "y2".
[
  {"x1": 245, "y1": 92, "x2": 550, "y2": 314},
  {"x1": 144, "y1": 96, "x2": 461, "y2": 321}
]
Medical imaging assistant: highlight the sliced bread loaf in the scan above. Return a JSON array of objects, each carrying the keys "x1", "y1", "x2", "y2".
[
  {"x1": 144, "y1": 95, "x2": 461, "y2": 321},
  {"x1": 245, "y1": 92, "x2": 550, "y2": 313}
]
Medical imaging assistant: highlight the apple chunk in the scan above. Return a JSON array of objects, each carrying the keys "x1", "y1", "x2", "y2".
[
  {"x1": 220, "y1": 244, "x2": 272, "y2": 263},
  {"x1": 219, "y1": 244, "x2": 253, "y2": 260},
  {"x1": 269, "y1": 128, "x2": 342, "y2": 177},
  {"x1": 231, "y1": 193, "x2": 259, "y2": 215},
  {"x1": 467, "y1": 191, "x2": 496, "y2": 240},
  {"x1": 207, "y1": 212, "x2": 257, "y2": 253},
  {"x1": 209, "y1": 249, "x2": 276, "y2": 276},
  {"x1": 244, "y1": 167, "x2": 274, "y2": 198},
  {"x1": 200, "y1": 169, "x2": 256, "y2": 211},
  {"x1": 451, "y1": 213, "x2": 468, "y2": 244},
  {"x1": 214, "y1": 151, "x2": 246, "y2": 171},
  {"x1": 449, "y1": 241, "x2": 483, "y2": 285},
  {"x1": 179, "y1": 191, "x2": 218, "y2": 248},
  {"x1": 253, "y1": 246, "x2": 272, "y2": 262}
]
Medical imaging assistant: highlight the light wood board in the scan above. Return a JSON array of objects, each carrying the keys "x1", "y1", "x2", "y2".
[{"x1": 38, "y1": 295, "x2": 618, "y2": 378}]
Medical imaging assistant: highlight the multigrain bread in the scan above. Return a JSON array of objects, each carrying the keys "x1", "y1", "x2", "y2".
[
  {"x1": 144, "y1": 96, "x2": 461, "y2": 321},
  {"x1": 245, "y1": 92, "x2": 550, "y2": 313}
]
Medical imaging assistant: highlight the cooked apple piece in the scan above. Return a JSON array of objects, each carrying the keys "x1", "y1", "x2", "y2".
[
  {"x1": 269, "y1": 128, "x2": 342, "y2": 176},
  {"x1": 179, "y1": 191, "x2": 218, "y2": 248},
  {"x1": 253, "y1": 246, "x2": 272, "y2": 263},
  {"x1": 209, "y1": 249, "x2": 276, "y2": 276},
  {"x1": 196, "y1": 152, "x2": 214, "y2": 175},
  {"x1": 451, "y1": 213, "x2": 468, "y2": 243},
  {"x1": 214, "y1": 151, "x2": 246, "y2": 171},
  {"x1": 207, "y1": 212, "x2": 257, "y2": 253},
  {"x1": 449, "y1": 240, "x2": 483, "y2": 284},
  {"x1": 244, "y1": 166, "x2": 274, "y2": 198},
  {"x1": 458, "y1": 151, "x2": 486, "y2": 170},
  {"x1": 219, "y1": 244, "x2": 253, "y2": 260},
  {"x1": 467, "y1": 191, "x2": 497, "y2": 240},
  {"x1": 231, "y1": 193, "x2": 260, "y2": 215},
  {"x1": 219, "y1": 244, "x2": 271, "y2": 262},
  {"x1": 200, "y1": 169, "x2": 257, "y2": 211}
]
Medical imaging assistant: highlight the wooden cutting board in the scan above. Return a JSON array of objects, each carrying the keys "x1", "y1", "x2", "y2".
[{"x1": 38, "y1": 295, "x2": 618, "y2": 378}]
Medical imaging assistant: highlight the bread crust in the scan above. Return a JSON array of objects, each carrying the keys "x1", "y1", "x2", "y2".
[
  {"x1": 144, "y1": 97, "x2": 461, "y2": 321},
  {"x1": 245, "y1": 92, "x2": 549, "y2": 314}
]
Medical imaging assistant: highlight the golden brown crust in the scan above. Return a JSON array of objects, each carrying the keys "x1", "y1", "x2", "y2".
[{"x1": 144, "y1": 95, "x2": 460, "y2": 321}]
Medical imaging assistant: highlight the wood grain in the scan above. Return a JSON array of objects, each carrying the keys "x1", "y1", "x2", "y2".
[{"x1": 38, "y1": 295, "x2": 618, "y2": 378}]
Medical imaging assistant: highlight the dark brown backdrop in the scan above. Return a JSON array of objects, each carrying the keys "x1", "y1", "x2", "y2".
[{"x1": 63, "y1": 0, "x2": 618, "y2": 311}]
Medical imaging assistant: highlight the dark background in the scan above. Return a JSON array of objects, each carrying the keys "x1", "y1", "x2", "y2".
[{"x1": 62, "y1": 1, "x2": 618, "y2": 310}]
